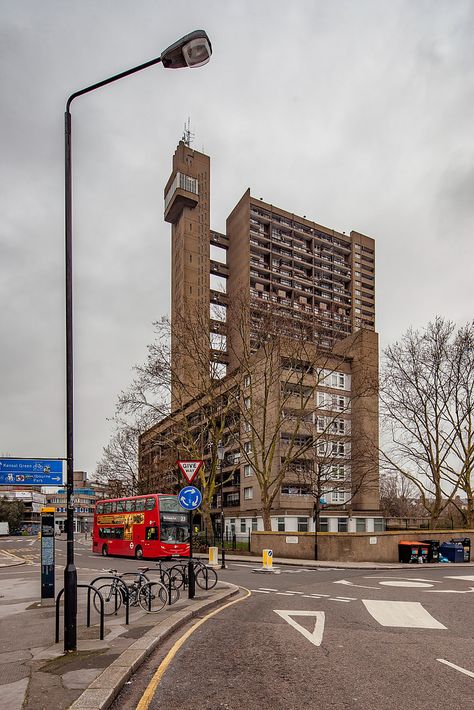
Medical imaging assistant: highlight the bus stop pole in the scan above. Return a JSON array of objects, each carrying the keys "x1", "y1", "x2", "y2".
[{"x1": 188, "y1": 511, "x2": 195, "y2": 599}]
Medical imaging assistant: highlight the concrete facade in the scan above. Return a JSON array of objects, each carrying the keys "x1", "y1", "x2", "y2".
[
  {"x1": 251, "y1": 529, "x2": 473, "y2": 562},
  {"x1": 139, "y1": 141, "x2": 381, "y2": 532}
]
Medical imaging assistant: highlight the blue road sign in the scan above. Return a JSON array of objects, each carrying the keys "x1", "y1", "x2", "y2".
[
  {"x1": 0, "y1": 472, "x2": 63, "y2": 486},
  {"x1": 0, "y1": 459, "x2": 63, "y2": 474},
  {"x1": 178, "y1": 486, "x2": 202, "y2": 511},
  {"x1": 0, "y1": 459, "x2": 64, "y2": 486}
]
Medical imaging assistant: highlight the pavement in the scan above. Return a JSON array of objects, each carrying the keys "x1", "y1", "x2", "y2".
[
  {"x1": 1, "y1": 542, "x2": 473, "y2": 710},
  {"x1": 0, "y1": 549, "x2": 239, "y2": 710}
]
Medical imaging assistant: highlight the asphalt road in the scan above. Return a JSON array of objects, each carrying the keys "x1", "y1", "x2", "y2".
[{"x1": 2, "y1": 538, "x2": 474, "y2": 710}]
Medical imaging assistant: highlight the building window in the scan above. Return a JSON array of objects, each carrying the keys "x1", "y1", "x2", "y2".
[
  {"x1": 317, "y1": 416, "x2": 326, "y2": 433},
  {"x1": 319, "y1": 518, "x2": 329, "y2": 532},
  {"x1": 281, "y1": 484, "x2": 310, "y2": 496},
  {"x1": 356, "y1": 518, "x2": 366, "y2": 532},
  {"x1": 251, "y1": 517, "x2": 258, "y2": 531},
  {"x1": 244, "y1": 397, "x2": 251, "y2": 410},
  {"x1": 338, "y1": 518, "x2": 348, "y2": 532},
  {"x1": 331, "y1": 490, "x2": 346, "y2": 503},
  {"x1": 277, "y1": 517, "x2": 285, "y2": 532},
  {"x1": 297, "y1": 517, "x2": 308, "y2": 532},
  {"x1": 243, "y1": 464, "x2": 253, "y2": 478},
  {"x1": 242, "y1": 420, "x2": 251, "y2": 433},
  {"x1": 244, "y1": 487, "x2": 253, "y2": 500},
  {"x1": 374, "y1": 518, "x2": 385, "y2": 532},
  {"x1": 243, "y1": 374, "x2": 251, "y2": 388},
  {"x1": 243, "y1": 441, "x2": 252, "y2": 454},
  {"x1": 240, "y1": 519, "x2": 246, "y2": 533}
]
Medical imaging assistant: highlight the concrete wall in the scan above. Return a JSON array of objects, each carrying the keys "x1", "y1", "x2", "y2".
[{"x1": 250, "y1": 529, "x2": 473, "y2": 562}]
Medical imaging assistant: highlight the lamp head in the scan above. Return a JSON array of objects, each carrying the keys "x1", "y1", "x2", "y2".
[
  {"x1": 217, "y1": 440, "x2": 225, "y2": 461},
  {"x1": 161, "y1": 30, "x2": 212, "y2": 69}
]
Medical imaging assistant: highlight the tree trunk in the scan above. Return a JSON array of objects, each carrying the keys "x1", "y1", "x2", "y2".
[{"x1": 262, "y1": 504, "x2": 272, "y2": 531}]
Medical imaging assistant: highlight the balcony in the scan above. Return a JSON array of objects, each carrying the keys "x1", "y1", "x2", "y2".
[{"x1": 164, "y1": 172, "x2": 199, "y2": 224}]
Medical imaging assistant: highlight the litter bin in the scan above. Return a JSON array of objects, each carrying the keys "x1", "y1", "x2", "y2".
[
  {"x1": 451, "y1": 538, "x2": 470, "y2": 562},
  {"x1": 439, "y1": 542, "x2": 464, "y2": 563},
  {"x1": 398, "y1": 541, "x2": 430, "y2": 563},
  {"x1": 421, "y1": 540, "x2": 440, "y2": 563}
]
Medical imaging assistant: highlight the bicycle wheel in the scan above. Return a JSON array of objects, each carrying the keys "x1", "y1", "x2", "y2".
[
  {"x1": 138, "y1": 581, "x2": 167, "y2": 613},
  {"x1": 158, "y1": 574, "x2": 180, "y2": 604},
  {"x1": 164, "y1": 566, "x2": 185, "y2": 590},
  {"x1": 94, "y1": 583, "x2": 122, "y2": 616},
  {"x1": 195, "y1": 566, "x2": 218, "y2": 590}
]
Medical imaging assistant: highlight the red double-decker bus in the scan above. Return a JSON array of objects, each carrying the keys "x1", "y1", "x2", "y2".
[{"x1": 92, "y1": 493, "x2": 190, "y2": 560}]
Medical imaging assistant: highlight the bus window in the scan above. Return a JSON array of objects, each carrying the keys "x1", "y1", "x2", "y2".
[
  {"x1": 125, "y1": 500, "x2": 135, "y2": 512},
  {"x1": 146, "y1": 526, "x2": 158, "y2": 540},
  {"x1": 96, "y1": 503, "x2": 103, "y2": 514},
  {"x1": 116, "y1": 500, "x2": 125, "y2": 513},
  {"x1": 145, "y1": 498, "x2": 156, "y2": 511},
  {"x1": 135, "y1": 499, "x2": 146, "y2": 512},
  {"x1": 104, "y1": 502, "x2": 112, "y2": 514},
  {"x1": 114, "y1": 527, "x2": 124, "y2": 539},
  {"x1": 111, "y1": 501, "x2": 117, "y2": 513}
]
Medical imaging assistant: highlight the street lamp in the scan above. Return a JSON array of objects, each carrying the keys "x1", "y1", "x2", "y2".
[
  {"x1": 63, "y1": 30, "x2": 212, "y2": 653},
  {"x1": 216, "y1": 440, "x2": 226, "y2": 569}
]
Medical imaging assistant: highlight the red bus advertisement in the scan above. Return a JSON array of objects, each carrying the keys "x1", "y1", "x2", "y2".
[{"x1": 92, "y1": 494, "x2": 190, "y2": 559}]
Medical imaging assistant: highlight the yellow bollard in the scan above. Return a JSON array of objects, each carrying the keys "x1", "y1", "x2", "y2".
[
  {"x1": 263, "y1": 549, "x2": 273, "y2": 569},
  {"x1": 208, "y1": 546, "x2": 219, "y2": 567}
]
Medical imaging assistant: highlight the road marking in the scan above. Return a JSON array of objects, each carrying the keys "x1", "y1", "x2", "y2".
[
  {"x1": 286, "y1": 590, "x2": 304, "y2": 594},
  {"x1": 259, "y1": 588, "x2": 278, "y2": 592},
  {"x1": 135, "y1": 588, "x2": 251, "y2": 710},
  {"x1": 330, "y1": 598, "x2": 351, "y2": 602},
  {"x1": 437, "y1": 659, "x2": 474, "y2": 678},
  {"x1": 365, "y1": 576, "x2": 442, "y2": 583},
  {"x1": 250, "y1": 589, "x2": 270, "y2": 593},
  {"x1": 363, "y1": 600, "x2": 446, "y2": 629},
  {"x1": 445, "y1": 576, "x2": 474, "y2": 582},
  {"x1": 276, "y1": 592, "x2": 295, "y2": 596},
  {"x1": 334, "y1": 579, "x2": 379, "y2": 590},
  {"x1": 426, "y1": 587, "x2": 474, "y2": 595},
  {"x1": 274, "y1": 610, "x2": 325, "y2": 647},
  {"x1": 379, "y1": 581, "x2": 433, "y2": 588}
]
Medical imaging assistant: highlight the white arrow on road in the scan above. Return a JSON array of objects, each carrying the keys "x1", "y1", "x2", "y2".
[
  {"x1": 274, "y1": 610, "x2": 325, "y2": 647},
  {"x1": 334, "y1": 579, "x2": 379, "y2": 590}
]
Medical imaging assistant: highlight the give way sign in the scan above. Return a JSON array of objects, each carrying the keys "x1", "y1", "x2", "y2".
[{"x1": 177, "y1": 460, "x2": 203, "y2": 484}]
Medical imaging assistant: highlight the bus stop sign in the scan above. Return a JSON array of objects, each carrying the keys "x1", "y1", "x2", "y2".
[{"x1": 178, "y1": 486, "x2": 202, "y2": 511}]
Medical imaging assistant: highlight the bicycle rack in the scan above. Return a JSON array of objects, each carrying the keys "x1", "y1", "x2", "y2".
[
  {"x1": 55, "y1": 584, "x2": 104, "y2": 643},
  {"x1": 89, "y1": 575, "x2": 130, "y2": 626}
]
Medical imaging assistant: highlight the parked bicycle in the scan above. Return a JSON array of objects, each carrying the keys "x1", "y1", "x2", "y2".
[
  {"x1": 167, "y1": 559, "x2": 218, "y2": 591},
  {"x1": 93, "y1": 568, "x2": 177, "y2": 615}
]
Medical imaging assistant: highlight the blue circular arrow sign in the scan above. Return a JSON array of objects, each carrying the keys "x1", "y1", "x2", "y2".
[{"x1": 178, "y1": 485, "x2": 202, "y2": 511}]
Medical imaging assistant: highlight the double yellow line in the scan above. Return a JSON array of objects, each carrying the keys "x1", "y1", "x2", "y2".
[{"x1": 136, "y1": 587, "x2": 251, "y2": 710}]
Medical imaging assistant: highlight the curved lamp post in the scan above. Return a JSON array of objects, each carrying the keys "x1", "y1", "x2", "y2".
[{"x1": 63, "y1": 30, "x2": 212, "y2": 653}]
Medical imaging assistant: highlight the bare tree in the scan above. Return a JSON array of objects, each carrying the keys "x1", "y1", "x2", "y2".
[
  {"x1": 110, "y1": 307, "x2": 237, "y2": 535},
  {"x1": 225, "y1": 302, "x2": 378, "y2": 531},
  {"x1": 380, "y1": 318, "x2": 474, "y2": 527},
  {"x1": 95, "y1": 419, "x2": 143, "y2": 496}
]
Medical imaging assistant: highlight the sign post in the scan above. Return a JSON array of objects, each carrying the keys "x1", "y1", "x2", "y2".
[
  {"x1": 41, "y1": 507, "x2": 55, "y2": 603},
  {"x1": 177, "y1": 484, "x2": 202, "y2": 600}
]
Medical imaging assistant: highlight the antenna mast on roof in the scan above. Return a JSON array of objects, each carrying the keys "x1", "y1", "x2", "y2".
[{"x1": 182, "y1": 118, "x2": 195, "y2": 147}]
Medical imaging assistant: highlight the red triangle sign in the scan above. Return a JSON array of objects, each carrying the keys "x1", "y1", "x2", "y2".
[{"x1": 177, "y1": 460, "x2": 203, "y2": 484}]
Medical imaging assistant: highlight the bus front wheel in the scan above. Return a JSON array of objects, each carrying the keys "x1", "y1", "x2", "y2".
[
  {"x1": 135, "y1": 546, "x2": 143, "y2": 560},
  {"x1": 101, "y1": 545, "x2": 108, "y2": 557}
]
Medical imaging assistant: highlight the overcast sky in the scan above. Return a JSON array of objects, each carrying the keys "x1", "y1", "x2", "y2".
[{"x1": 1, "y1": 0, "x2": 473, "y2": 479}]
